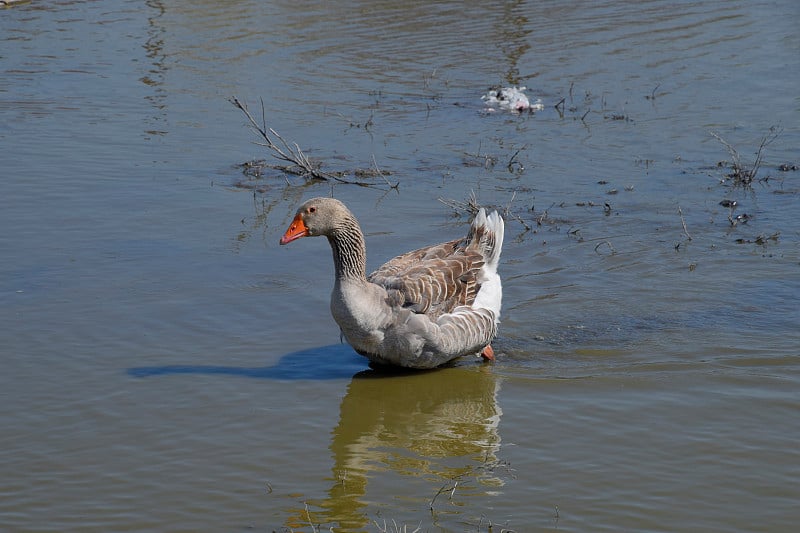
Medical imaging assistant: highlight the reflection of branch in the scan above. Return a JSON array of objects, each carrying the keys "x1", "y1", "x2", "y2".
[
  {"x1": 304, "y1": 502, "x2": 319, "y2": 533},
  {"x1": 373, "y1": 518, "x2": 421, "y2": 533},
  {"x1": 230, "y1": 97, "x2": 394, "y2": 189}
]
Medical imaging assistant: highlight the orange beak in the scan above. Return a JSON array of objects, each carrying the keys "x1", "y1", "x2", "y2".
[{"x1": 279, "y1": 214, "x2": 309, "y2": 245}]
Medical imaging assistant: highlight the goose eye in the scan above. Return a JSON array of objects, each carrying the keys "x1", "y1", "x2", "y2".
[{"x1": 308, "y1": 206, "x2": 316, "y2": 214}]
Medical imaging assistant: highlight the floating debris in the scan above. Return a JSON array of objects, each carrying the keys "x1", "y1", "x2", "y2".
[
  {"x1": 481, "y1": 86, "x2": 544, "y2": 113},
  {"x1": 735, "y1": 232, "x2": 779, "y2": 245}
]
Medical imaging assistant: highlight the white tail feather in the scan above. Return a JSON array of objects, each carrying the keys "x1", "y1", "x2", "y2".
[{"x1": 472, "y1": 209, "x2": 504, "y2": 320}]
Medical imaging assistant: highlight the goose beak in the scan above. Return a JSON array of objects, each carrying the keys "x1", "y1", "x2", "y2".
[{"x1": 279, "y1": 214, "x2": 309, "y2": 245}]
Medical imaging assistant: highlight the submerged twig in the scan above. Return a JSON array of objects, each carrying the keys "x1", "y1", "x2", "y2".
[
  {"x1": 507, "y1": 144, "x2": 527, "y2": 174},
  {"x1": 645, "y1": 83, "x2": 661, "y2": 100},
  {"x1": 594, "y1": 240, "x2": 616, "y2": 255},
  {"x1": 677, "y1": 205, "x2": 692, "y2": 241}
]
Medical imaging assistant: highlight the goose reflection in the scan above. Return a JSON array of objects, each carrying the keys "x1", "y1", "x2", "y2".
[{"x1": 287, "y1": 364, "x2": 504, "y2": 531}]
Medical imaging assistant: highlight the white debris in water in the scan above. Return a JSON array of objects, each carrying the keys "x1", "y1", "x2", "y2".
[{"x1": 481, "y1": 86, "x2": 544, "y2": 113}]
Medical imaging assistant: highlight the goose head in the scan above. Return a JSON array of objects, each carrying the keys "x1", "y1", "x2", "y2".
[{"x1": 279, "y1": 197, "x2": 352, "y2": 245}]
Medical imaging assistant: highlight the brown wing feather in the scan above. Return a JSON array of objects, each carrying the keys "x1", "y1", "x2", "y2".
[{"x1": 368, "y1": 237, "x2": 485, "y2": 320}]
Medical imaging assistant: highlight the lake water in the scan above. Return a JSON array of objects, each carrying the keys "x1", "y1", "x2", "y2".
[{"x1": 1, "y1": 1, "x2": 799, "y2": 531}]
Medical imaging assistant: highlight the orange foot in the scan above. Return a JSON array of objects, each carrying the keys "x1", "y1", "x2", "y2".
[{"x1": 480, "y1": 344, "x2": 495, "y2": 361}]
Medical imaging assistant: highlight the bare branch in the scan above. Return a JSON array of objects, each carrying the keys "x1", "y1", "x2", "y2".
[
  {"x1": 710, "y1": 130, "x2": 742, "y2": 171},
  {"x1": 437, "y1": 190, "x2": 481, "y2": 216},
  {"x1": 371, "y1": 154, "x2": 400, "y2": 189},
  {"x1": 710, "y1": 126, "x2": 782, "y2": 187},
  {"x1": 751, "y1": 125, "x2": 783, "y2": 177},
  {"x1": 230, "y1": 97, "x2": 392, "y2": 189}
]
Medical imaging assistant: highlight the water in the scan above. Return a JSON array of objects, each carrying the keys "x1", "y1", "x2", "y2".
[{"x1": 1, "y1": 0, "x2": 799, "y2": 531}]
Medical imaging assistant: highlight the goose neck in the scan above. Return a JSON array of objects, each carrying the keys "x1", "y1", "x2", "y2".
[{"x1": 328, "y1": 220, "x2": 367, "y2": 281}]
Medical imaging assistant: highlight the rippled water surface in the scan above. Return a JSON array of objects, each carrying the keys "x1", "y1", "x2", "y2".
[{"x1": 2, "y1": 1, "x2": 799, "y2": 531}]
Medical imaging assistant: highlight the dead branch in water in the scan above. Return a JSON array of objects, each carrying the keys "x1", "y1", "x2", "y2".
[
  {"x1": 677, "y1": 205, "x2": 692, "y2": 241},
  {"x1": 504, "y1": 190, "x2": 532, "y2": 232},
  {"x1": 369, "y1": 154, "x2": 399, "y2": 189},
  {"x1": 710, "y1": 126, "x2": 782, "y2": 187},
  {"x1": 439, "y1": 191, "x2": 535, "y2": 238},
  {"x1": 438, "y1": 190, "x2": 481, "y2": 216},
  {"x1": 230, "y1": 97, "x2": 397, "y2": 189},
  {"x1": 645, "y1": 83, "x2": 661, "y2": 101},
  {"x1": 507, "y1": 144, "x2": 527, "y2": 174},
  {"x1": 594, "y1": 240, "x2": 616, "y2": 255}
]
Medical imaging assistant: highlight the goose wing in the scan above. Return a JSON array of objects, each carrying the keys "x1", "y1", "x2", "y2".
[{"x1": 368, "y1": 238, "x2": 484, "y2": 319}]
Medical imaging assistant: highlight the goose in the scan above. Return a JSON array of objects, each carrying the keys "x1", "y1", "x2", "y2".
[{"x1": 279, "y1": 197, "x2": 504, "y2": 369}]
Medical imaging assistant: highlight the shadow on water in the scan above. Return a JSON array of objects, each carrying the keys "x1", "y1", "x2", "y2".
[
  {"x1": 127, "y1": 344, "x2": 370, "y2": 381},
  {"x1": 130, "y1": 344, "x2": 507, "y2": 529},
  {"x1": 127, "y1": 343, "x2": 495, "y2": 381}
]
